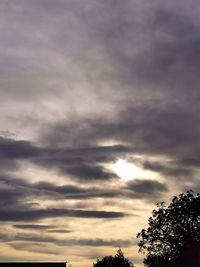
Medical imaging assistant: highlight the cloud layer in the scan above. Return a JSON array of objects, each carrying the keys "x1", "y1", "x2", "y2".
[{"x1": 1, "y1": 0, "x2": 200, "y2": 266}]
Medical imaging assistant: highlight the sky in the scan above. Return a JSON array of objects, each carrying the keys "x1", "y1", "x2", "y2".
[{"x1": 1, "y1": 0, "x2": 200, "y2": 266}]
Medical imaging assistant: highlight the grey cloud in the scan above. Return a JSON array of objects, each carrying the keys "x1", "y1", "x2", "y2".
[
  {"x1": 63, "y1": 164, "x2": 116, "y2": 181},
  {"x1": 41, "y1": 104, "x2": 200, "y2": 162},
  {"x1": 0, "y1": 174, "x2": 167, "y2": 225},
  {"x1": 142, "y1": 160, "x2": 193, "y2": 178},
  {"x1": 0, "y1": 188, "x2": 25, "y2": 209},
  {"x1": 13, "y1": 224, "x2": 71, "y2": 233},
  {"x1": 0, "y1": 158, "x2": 19, "y2": 172},
  {"x1": 9, "y1": 242, "x2": 63, "y2": 256},
  {"x1": 127, "y1": 179, "x2": 168, "y2": 195},
  {"x1": 0, "y1": 174, "x2": 167, "y2": 206},
  {"x1": 0, "y1": 176, "x2": 56, "y2": 210},
  {"x1": 2, "y1": 0, "x2": 200, "y2": 176},
  {"x1": 0, "y1": 177, "x2": 35, "y2": 210},
  {"x1": 134, "y1": 9, "x2": 200, "y2": 94},
  {"x1": 0, "y1": 175, "x2": 120, "y2": 203},
  {"x1": 35, "y1": 154, "x2": 118, "y2": 181},
  {"x1": 13, "y1": 224, "x2": 53, "y2": 230},
  {"x1": 0, "y1": 137, "x2": 40, "y2": 159},
  {"x1": 0, "y1": 175, "x2": 130, "y2": 222},
  {"x1": 34, "y1": 181, "x2": 122, "y2": 199},
  {"x1": 0, "y1": 208, "x2": 126, "y2": 222},
  {"x1": 33, "y1": 181, "x2": 86, "y2": 194},
  {"x1": 47, "y1": 230, "x2": 71, "y2": 234},
  {"x1": 0, "y1": 136, "x2": 124, "y2": 181},
  {"x1": 0, "y1": 1, "x2": 200, "y2": 114},
  {"x1": 14, "y1": 233, "x2": 134, "y2": 247},
  {"x1": 2, "y1": 0, "x2": 200, "y2": 264},
  {"x1": 30, "y1": 2, "x2": 200, "y2": 181},
  {"x1": 4, "y1": 98, "x2": 200, "y2": 173},
  {"x1": 0, "y1": 233, "x2": 12, "y2": 242},
  {"x1": 180, "y1": 157, "x2": 200, "y2": 167}
]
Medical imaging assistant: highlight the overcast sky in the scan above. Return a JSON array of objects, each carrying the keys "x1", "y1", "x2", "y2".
[{"x1": 1, "y1": 0, "x2": 200, "y2": 266}]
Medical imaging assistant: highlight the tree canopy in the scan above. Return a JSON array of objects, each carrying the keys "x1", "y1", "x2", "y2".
[
  {"x1": 93, "y1": 249, "x2": 134, "y2": 267},
  {"x1": 137, "y1": 190, "x2": 200, "y2": 267}
]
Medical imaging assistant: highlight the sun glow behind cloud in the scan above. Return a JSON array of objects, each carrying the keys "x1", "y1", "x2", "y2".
[{"x1": 110, "y1": 158, "x2": 161, "y2": 182}]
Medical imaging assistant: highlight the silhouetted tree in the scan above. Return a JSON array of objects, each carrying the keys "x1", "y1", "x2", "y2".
[
  {"x1": 137, "y1": 190, "x2": 200, "y2": 267},
  {"x1": 93, "y1": 249, "x2": 134, "y2": 267}
]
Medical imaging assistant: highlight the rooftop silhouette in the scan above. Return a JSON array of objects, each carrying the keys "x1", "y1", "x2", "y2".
[{"x1": 0, "y1": 263, "x2": 66, "y2": 267}]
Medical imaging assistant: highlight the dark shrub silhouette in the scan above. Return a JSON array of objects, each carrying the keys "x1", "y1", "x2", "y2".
[
  {"x1": 93, "y1": 248, "x2": 134, "y2": 267},
  {"x1": 137, "y1": 190, "x2": 200, "y2": 267}
]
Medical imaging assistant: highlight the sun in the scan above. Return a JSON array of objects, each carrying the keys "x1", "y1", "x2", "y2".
[
  {"x1": 109, "y1": 158, "x2": 161, "y2": 182},
  {"x1": 110, "y1": 158, "x2": 142, "y2": 182}
]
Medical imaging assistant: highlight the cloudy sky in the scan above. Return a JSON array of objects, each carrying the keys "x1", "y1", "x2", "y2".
[{"x1": 1, "y1": 0, "x2": 200, "y2": 266}]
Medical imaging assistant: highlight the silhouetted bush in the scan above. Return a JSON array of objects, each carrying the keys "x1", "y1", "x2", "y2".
[{"x1": 93, "y1": 249, "x2": 134, "y2": 267}]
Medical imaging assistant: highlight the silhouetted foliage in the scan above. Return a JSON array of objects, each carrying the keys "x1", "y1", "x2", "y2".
[
  {"x1": 93, "y1": 249, "x2": 134, "y2": 267},
  {"x1": 137, "y1": 190, "x2": 200, "y2": 267}
]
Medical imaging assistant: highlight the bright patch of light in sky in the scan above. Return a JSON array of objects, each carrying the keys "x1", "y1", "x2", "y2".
[{"x1": 110, "y1": 158, "x2": 161, "y2": 182}]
